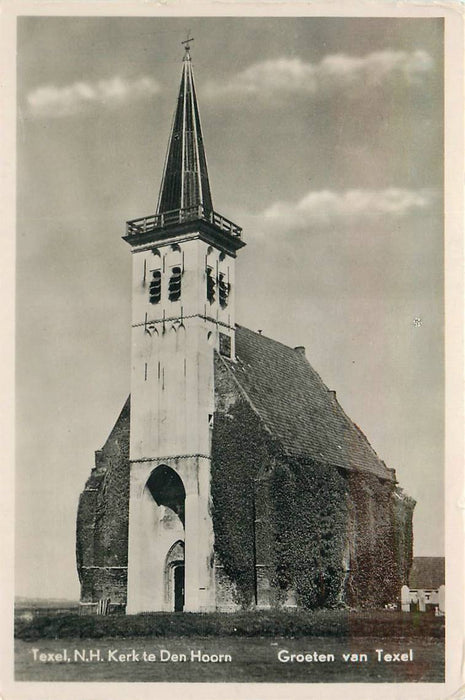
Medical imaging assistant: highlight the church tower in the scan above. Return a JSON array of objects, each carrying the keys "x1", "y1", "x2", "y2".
[{"x1": 124, "y1": 40, "x2": 245, "y2": 613}]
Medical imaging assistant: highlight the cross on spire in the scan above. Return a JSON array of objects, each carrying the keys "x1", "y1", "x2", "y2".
[{"x1": 181, "y1": 33, "x2": 194, "y2": 53}]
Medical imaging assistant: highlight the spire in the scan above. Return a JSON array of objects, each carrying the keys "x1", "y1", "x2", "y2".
[
  {"x1": 157, "y1": 39, "x2": 213, "y2": 215},
  {"x1": 125, "y1": 38, "x2": 243, "y2": 250}
]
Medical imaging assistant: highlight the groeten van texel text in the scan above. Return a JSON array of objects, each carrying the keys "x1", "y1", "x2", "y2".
[{"x1": 30, "y1": 647, "x2": 414, "y2": 664}]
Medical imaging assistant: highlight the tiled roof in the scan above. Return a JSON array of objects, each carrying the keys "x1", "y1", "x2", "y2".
[
  {"x1": 227, "y1": 325, "x2": 394, "y2": 481},
  {"x1": 409, "y1": 557, "x2": 445, "y2": 589}
]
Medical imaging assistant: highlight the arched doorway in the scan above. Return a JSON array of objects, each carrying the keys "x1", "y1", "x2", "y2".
[
  {"x1": 165, "y1": 541, "x2": 185, "y2": 611},
  {"x1": 144, "y1": 465, "x2": 186, "y2": 611},
  {"x1": 142, "y1": 464, "x2": 186, "y2": 611},
  {"x1": 127, "y1": 458, "x2": 216, "y2": 614},
  {"x1": 173, "y1": 564, "x2": 185, "y2": 611}
]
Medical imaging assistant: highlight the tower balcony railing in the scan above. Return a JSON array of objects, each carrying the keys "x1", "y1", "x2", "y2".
[{"x1": 126, "y1": 204, "x2": 242, "y2": 239}]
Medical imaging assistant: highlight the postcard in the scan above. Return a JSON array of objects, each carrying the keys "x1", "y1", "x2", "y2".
[{"x1": 2, "y1": 2, "x2": 463, "y2": 699}]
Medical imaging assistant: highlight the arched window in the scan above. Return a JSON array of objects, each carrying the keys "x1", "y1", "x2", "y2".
[
  {"x1": 206, "y1": 266, "x2": 215, "y2": 303},
  {"x1": 218, "y1": 272, "x2": 229, "y2": 308},
  {"x1": 149, "y1": 270, "x2": 162, "y2": 304},
  {"x1": 146, "y1": 464, "x2": 185, "y2": 526},
  {"x1": 168, "y1": 266, "x2": 182, "y2": 302}
]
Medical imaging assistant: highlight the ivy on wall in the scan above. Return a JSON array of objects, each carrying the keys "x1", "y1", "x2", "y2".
[
  {"x1": 212, "y1": 357, "x2": 415, "y2": 610},
  {"x1": 393, "y1": 488, "x2": 416, "y2": 586},
  {"x1": 211, "y1": 395, "x2": 269, "y2": 607},
  {"x1": 269, "y1": 459, "x2": 347, "y2": 609},
  {"x1": 212, "y1": 392, "x2": 348, "y2": 609},
  {"x1": 345, "y1": 472, "x2": 413, "y2": 608},
  {"x1": 76, "y1": 398, "x2": 131, "y2": 604},
  {"x1": 92, "y1": 399, "x2": 131, "y2": 568},
  {"x1": 212, "y1": 359, "x2": 348, "y2": 609}
]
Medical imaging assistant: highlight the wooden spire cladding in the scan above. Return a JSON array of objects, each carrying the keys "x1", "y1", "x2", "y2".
[
  {"x1": 124, "y1": 42, "x2": 243, "y2": 251},
  {"x1": 157, "y1": 42, "x2": 213, "y2": 215}
]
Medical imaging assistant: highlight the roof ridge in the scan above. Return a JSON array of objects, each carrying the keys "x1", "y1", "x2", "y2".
[
  {"x1": 237, "y1": 323, "x2": 341, "y2": 400},
  {"x1": 237, "y1": 322, "x2": 388, "y2": 474},
  {"x1": 235, "y1": 323, "x2": 305, "y2": 353},
  {"x1": 214, "y1": 350, "x2": 278, "y2": 446},
  {"x1": 216, "y1": 349, "x2": 367, "y2": 474},
  {"x1": 234, "y1": 324, "x2": 394, "y2": 481},
  {"x1": 327, "y1": 391, "x2": 388, "y2": 472}
]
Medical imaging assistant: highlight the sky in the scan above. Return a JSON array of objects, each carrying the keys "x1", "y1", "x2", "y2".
[{"x1": 16, "y1": 16, "x2": 444, "y2": 600}]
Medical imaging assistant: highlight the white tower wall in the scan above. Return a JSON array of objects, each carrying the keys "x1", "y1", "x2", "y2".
[{"x1": 126, "y1": 233, "x2": 236, "y2": 613}]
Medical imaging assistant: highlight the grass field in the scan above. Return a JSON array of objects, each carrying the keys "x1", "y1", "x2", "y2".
[
  {"x1": 15, "y1": 607, "x2": 444, "y2": 640},
  {"x1": 14, "y1": 609, "x2": 444, "y2": 683}
]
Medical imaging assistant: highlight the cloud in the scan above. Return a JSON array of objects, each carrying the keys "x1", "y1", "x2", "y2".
[
  {"x1": 203, "y1": 50, "x2": 433, "y2": 100},
  {"x1": 261, "y1": 188, "x2": 437, "y2": 231},
  {"x1": 26, "y1": 76, "x2": 160, "y2": 118}
]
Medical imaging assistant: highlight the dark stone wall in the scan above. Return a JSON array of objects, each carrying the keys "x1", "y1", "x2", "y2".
[
  {"x1": 76, "y1": 397, "x2": 130, "y2": 607},
  {"x1": 212, "y1": 354, "x2": 415, "y2": 610},
  {"x1": 214, "y1": 565, "x2": 240, "y2": 611},
  {"x1": 79, "y1": 567, "x2": 128, "y2": 611}
]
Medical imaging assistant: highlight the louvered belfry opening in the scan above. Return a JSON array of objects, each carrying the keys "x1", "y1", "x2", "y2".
[{"x1": 157, "y1": 47, "x2": 213, "y2": 216}]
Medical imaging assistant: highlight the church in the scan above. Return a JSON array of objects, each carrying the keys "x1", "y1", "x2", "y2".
[{"x1": 76, "y1": 41, "x2": 415, "y2": 614}]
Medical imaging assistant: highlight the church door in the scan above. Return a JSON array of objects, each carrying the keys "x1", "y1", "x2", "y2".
[{"x1": 173, "y1": 564, "x2": 185, "y2": 612}]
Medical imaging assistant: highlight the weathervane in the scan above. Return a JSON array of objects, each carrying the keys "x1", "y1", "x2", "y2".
[{"x1": 181, "y1": 33, "x2": 194, "y2": 54}]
